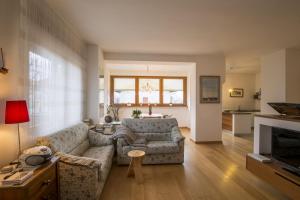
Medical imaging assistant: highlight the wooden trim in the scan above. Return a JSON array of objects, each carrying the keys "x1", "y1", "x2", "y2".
[
  {"x1": 189, "y1": 138, "x2": 223, "y2": 144},
  {"x1": 246, "y1": 155, "x2": 300, "y2": 199},
  {"x1": 135, "y1": 77, "x2": 139, "y2": 105},
  {"x1": 110, "y1": 76, "x2": 114, "y2": 105},
  {"x1": 110, "y1": 75, "x2": 188, "y2": 106},
  {"x1": 159, "y1": 78, "x2": 163, "y2": 105}
]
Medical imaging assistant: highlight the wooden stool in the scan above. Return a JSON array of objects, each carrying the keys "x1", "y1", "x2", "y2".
[{"x1": 127, "y1": 150, "x2": 145, "y2": 184}]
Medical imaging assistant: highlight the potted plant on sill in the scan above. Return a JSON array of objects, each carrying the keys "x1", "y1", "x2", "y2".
[{"x1": 132, "y1": 109, "x2": 142, "y2": 119}]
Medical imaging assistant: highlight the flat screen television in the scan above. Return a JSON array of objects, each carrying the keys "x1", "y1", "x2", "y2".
[{"x1": 272, "y1": 127, "x2": 300, "y2": 176}]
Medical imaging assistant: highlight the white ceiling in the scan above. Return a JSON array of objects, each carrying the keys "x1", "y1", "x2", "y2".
[{"x1": 47, "y1": 0, "x2": 300, "y2": 73}]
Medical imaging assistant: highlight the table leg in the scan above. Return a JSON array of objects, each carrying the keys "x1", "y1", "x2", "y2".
[
  {"x1": 133, "y1": 157, "x2": 144, "y2": 184},
  {"x1": 127, "y1": 158, "x2": 135, "y2": 177}
]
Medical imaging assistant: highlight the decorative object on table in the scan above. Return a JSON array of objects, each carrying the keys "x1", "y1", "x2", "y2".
[
  {"x1": 105, "y1": 104, "x2": 120, "y2": 122},
  {"x1": 0, "y1": 165, "x2": 16, "y2": 174},
  {"x1": 0, "y1": 48, "x2": 8, "y2": 74},
  {"x1": 83, "y1": 118, "x2": 92, "y2": 126},
  {"x1": 148, "y1": 104, "x2": 152, "y2": 115},
  {"x1": 132, "y1": 109, "x2": 142, "y2": 118},
  {"x1": 5, "y1": 100, "x2": 30, "y2": 164},
  {"x1": 200, "y1": 76, "x2": 220, "y2": 103},
  {"x1": 104, "y1": 115, "x2": 113, "y2": 123},
  {"x1": 0, "y1": 157, "x2": 59, "y2": 200},
  {"x1": 127, "y1": 150, "x2": 145, "y2": 184},
  {"x1": 253, "y1": 88, "x2": 261, "y2": 100},
  {"x1": 0, "y1": 170, "x2": 33, "y2": 186},
  {"x1": 19, "y1": 146, "x2": 52, "y2": 167},
  {"x1": 109, "y1": 104, "x2": 120, "y2": 121},
  {"x1": 229, "y1": 88, "x2": 244, "y2": 97},
  {"x1": 95, "y1": 124, "x2": 104, "y2": 132}
]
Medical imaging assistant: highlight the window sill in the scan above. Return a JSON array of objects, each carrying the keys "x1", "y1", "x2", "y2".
[{"x1": 112, "y1": 104, "x2": 188, "y2": 108}]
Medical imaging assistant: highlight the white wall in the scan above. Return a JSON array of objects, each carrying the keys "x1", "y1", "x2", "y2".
[
  {"x1": 0, "y1": 0, "x2": 23, "y2": 167},
  {"x1": 105, "y1": 67, "x2": 191, "y2": 127},
  {"x1": 222, "y1": 73, "x2": 256, "y2": 110},
  {"x1": 261, "y1": 50, "x2": 286, "y2": 114},
  {"x1": 104, "y1": 53, "x2": 225, "y2": 142},
  {"x1": 261, "y1": 48, "x2": 300, "y2": 114},
  {"x1": 87, "y1": 45, "x2": 102, "y2": 124},
  {"x1": 286, "y1": 49, "x2": 300, "y2": 103}
]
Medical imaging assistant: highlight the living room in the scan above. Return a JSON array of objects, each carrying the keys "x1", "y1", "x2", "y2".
[{"x1": 1, "y1": 0, "x2": 300, "y2": 200}]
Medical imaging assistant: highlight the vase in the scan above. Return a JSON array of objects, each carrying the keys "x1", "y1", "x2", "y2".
[{"x1": 104, "y1": 115, "x2": 113, "y2": 123}]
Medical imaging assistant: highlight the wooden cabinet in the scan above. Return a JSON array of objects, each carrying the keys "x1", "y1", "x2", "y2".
[
  {"x1": 0, "y1": 157, "x2": 59, "y2": 200},
  {"x1": 222, "y1": 113, "x2": 232, "y2": 131},
  {"x1": 246, "y1": 155, "x2": 300, "y2": 200}
]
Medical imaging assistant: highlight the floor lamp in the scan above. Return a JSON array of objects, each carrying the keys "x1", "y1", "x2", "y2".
[{"x1": 5, "y1": 100, "x2": 30, "y2": 163}]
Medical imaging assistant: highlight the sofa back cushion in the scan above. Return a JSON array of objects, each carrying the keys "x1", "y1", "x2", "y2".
[
  {"x1": 37, "y1": 123, "x2": 89, "y2": 153},
  {"x1": 69, "y1": 139, "x2": 90, "y2": 156},
  {"x1": 122, "y1": 118, "x2": 178, "y2": 133},
  {"x1": 136, "y1": 132, "x2": 171, "y2": 141}
]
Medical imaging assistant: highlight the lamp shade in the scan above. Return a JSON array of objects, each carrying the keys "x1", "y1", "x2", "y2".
[{"x1": 5, "y1": 100, "x2": 30, "y2": 124}]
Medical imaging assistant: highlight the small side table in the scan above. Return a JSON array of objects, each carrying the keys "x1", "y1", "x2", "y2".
[
  {"x1": 127, "y1": 150, "x2": 145, "y2": 184},
  {"x1": 0, "y1": 157, "x2": 60, "y2": 200}
]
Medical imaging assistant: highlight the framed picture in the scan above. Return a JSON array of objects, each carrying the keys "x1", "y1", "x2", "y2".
[
  {"x1": 200, "y1": 76, "x2": 220, "y2": 103},
  {"x1": 230, "y1": 88, "x2": 244, "y2": 97},
  {"x1": 0, "y1": 48, "x2": 8, "y2": 74},
  {"x1": 0, "y1": 48, "x2": 4, "y2": 68}
]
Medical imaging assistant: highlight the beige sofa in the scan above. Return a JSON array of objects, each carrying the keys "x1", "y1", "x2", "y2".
[
  {"x1": 37, "y1": 123, "x2": 114, "y2": 200},
  {"x1": 117, "y1": 118, "x2": 185, "y2": 165}
]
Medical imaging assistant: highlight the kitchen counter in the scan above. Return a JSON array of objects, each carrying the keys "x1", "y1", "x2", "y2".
[{"x1": 223, "y1": 110, "x2": 260, "y2": 135}]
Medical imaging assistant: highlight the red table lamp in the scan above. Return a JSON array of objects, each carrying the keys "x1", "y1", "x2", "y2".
[{"x1": 5, "y1": 100, "x2": 30, "y2": 157}]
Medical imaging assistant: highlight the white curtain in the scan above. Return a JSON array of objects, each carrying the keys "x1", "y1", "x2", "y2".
[{"x1": 20, "y1": 0, "x2": 87, "y2": 136}]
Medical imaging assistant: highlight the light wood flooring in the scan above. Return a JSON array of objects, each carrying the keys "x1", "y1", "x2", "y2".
[{"x1": 101, "y1": 129, "x2": 289, "y2": 200}]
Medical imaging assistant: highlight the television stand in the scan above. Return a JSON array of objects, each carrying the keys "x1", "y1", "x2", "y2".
[{"x1": 246, "y1": 155, "x2": 300, "y2": 199}]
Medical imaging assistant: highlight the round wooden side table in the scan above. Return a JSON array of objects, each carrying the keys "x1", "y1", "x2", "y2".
[{"x1": 127, "y1": 150, "x2": 145, "y2": 184}]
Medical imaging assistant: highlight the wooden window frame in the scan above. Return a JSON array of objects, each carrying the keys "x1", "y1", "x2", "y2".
[{"x1": 110, "y1": 75, "x2": 187, "y2": 107}]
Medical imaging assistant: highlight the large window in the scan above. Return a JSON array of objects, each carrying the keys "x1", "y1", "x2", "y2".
[{"x1": 111, "y1": 76, "x2": 187, "y2": 106}]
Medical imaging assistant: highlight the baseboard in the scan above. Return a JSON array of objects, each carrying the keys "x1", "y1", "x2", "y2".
[
  {"x1": 189, "y1": 138, "x2": 222, "y2": 144},
  {"x1": 179, "y1": 126, "x2": 190, "y2": 130}
]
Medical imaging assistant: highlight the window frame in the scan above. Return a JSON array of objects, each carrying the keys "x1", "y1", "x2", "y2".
[{"x1": 110, "y1": 75, "x2": 187, "y2": 107}]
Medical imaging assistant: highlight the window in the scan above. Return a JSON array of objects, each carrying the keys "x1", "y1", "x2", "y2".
[
  {"x1": 112, "y1": 78, "x2": 136, "y2": 104},
  {"x1": 99, "y1": 76, "x2": 104, "y2": 104},
  {"x1": 29, "y1": 50, "x2": 85, "y2": 134},
  {"x1": 163, "y1": 79, "x2": 184, "y2": 104},
  {"x1": 111, "y1": 76, "x2": 187, "y2": 106},
  {"x1": 139, "y1": 78, "x2": 160, "y2": 104}
]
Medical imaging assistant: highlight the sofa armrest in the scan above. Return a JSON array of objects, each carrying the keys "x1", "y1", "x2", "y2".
[
  {"x1": 57, "y1": 153, "x2": 102, "y2": 199},
  {"x1": 171, "y1": 126, "x2": 185, "y2": 143},
  {"x1": 56, "y1": 152, "x2": 101, "y2": 180},
  {"x1": 116, "y1": 138, "x2": 128, "y2": 154},
  {"x1": 88, "y1": 130, "x2": 113, "y2": 146}
]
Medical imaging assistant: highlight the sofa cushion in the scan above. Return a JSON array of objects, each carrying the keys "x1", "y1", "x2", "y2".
[
  {"x1": 69, "y1": 139, "x2": 90, "y2": 156},
  {"x1": 136, "y1": 132, "x2": 171, "y2": 141},
  {"x1": 146, "y1": 141, "x2": 180, "y2": 154},
  {"x1": 122, "y1": 146, "x2": 147, "y2": 155},
  {"x1": 88, "y1": 130, "x2": 113, "y2": 146},
  {"x1": 113, "y1": 126, "x2": 138, "y2": 144},
  {"x1": 37, "y1": 123, "x2": 89, "y2": 153},
  {"x1": 82, "y1": 146, "x2": 114, "y2": 181},
  {"x1": 122, "y1": 118, "x2": 178, "y2": 133},
  {"x1": 122, "y1": 141, "x2": 179, "y2": 155}
]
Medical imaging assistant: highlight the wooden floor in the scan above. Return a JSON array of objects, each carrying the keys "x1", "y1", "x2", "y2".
[{"x1": 101, "y1": 129, "x2": 289, "y2": 200}]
